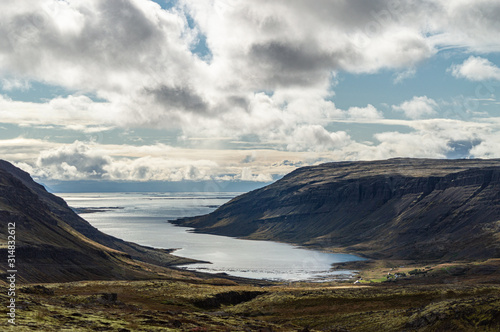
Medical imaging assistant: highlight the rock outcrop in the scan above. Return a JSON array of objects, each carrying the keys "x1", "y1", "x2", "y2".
[{"x1": 172, "y1": 158, "x2": 500, "y2": 261}]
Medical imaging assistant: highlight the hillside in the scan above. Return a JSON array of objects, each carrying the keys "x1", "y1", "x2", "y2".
[
  {"x1": 172, "y1": 158, "x2": 500, "y2": 261},
  {"x1": 0, "y1": 160, "x2": 195, "y2": 283}
]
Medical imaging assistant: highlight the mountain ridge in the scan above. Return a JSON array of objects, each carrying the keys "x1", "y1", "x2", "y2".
[
  {"x1": 0, "y1": 160, "x2": 196, "y2": 283},
  {"x1": 172, "y1": 158, "x2": 500, "y2": 261}
]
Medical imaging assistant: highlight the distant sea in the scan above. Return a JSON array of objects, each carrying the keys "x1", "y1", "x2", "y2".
[{"x1": 60, "y1": 192, "x2": 364, "y2": 282}]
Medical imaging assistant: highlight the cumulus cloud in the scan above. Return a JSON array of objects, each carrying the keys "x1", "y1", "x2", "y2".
[
  {"x1": 286, "y1": 125, "x2": 351, "y2": 152},
  {"x1": 450, "y1": 56, "x2": 500, "y2": 81},
  {"x1": 36, "y1": 141, "x2": 111, "y2": 180},
  {"x1": 470, "y1": 133, "x2": 500, "y2": 158},
  {"x1": 393, "y1": 96, "x2": 438, "y2": 119},
  {"x1": 7, "y1": 139, "x2": 296, "y2": 182},
  {"x1": 347, "y1": 104, "x2": 383, "y2": 119},
  {"x1": 25, "y1": 141, "x2": 220, "y2": 181},
  {"x1": 240, "y1": 168, "x2": 273, "y2": 182}
]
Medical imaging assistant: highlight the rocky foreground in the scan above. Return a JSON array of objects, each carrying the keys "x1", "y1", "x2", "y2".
[{"x1": 173, "y1": 158, "x2": 500, "y2": 261}]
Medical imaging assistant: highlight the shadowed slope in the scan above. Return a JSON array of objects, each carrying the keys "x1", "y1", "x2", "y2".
[{"x1": 0, "y1": 160, "x2": 195, "y2": 283}]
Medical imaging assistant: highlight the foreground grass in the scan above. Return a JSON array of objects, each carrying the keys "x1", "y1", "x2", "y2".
[{"x1": 1, "y1": 270, "x2": 500, "y2": 332}]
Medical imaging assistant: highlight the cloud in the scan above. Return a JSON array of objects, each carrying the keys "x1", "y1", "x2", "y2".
[
  {"x1": 1, "y1": 0, "x2": 499, "y2": 144},
  {"x1": 1, "y1": 78, "x2": 31, "y2": 91},
  {"x1": 241, "y1": 153, "x2": 256, "y2": 164},
  {"x1": 286, "y1": 125, "x2": 351, "y2": 152},
  {"x1": 240, "y1": 167, "x2": 273, "y2": 182},
  {"x1": 347, "y1": 104, "x2": 383, "y2": 119},
  {"x1": 6, "y1": 114, "x2": 499, "y2": 182},
  {"x1": 373, "y1": 131, "x2": 450, "y2": 159},
  {"x1": 25, "y1": 141, "x2": 221, "y2": 181},
  {"x1": 1, "y1": 0, "x2": 499, "y2": 129},
  {"x1": 7, "y1": 139, "x2": 307, "y2": 182},
  {"x1": 393, "y1": 68, "x2": 416, "y2": 84},
  {"x1": 450, "y1": 56, "x2": 500, "y2": 81},
  {"x1": 430, "y1": 0, "x2": 500, "y2": 53},
  {"x1": 0, "y1": 138, "x2": 59, "y2": 162},
  {"x1": 2, "y1": 0, "x2": 500, "y2": 182},
  {"x1": 36, "y1": 141, "x2": 111, "y2": 180},
  {"x1": 393, "y1": 96, "x2": 438, "y2": 119},
  {"x1": 0, "y1": 94, "x2": 115, "y2": 130},
  {"x1": 143, "y1": 85, "x2": 210, "y2": 114}
]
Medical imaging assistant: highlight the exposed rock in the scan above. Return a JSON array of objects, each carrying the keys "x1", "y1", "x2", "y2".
[
  {"x1": 193, "y1": 291, "x2": 266, "y2": 309},
  {"x1": 98, "y1": 293, "x2": 118, "y2": 304}
]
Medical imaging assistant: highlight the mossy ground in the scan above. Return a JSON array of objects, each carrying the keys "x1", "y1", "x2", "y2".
[{"x1": 1, "y1": 262, "x2": 500, "y2": 332}]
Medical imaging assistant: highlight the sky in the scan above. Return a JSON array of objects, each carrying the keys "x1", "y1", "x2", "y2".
[{"x1": 1, "y1": 0, "x2": 500, "y2": 191}]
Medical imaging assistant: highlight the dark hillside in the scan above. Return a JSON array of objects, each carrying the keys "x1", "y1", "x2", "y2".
[
  {"x1": 0, "y1": 160, "x2": 194, "y2": 282},
  {"x1": 172, "y1": 158, "x2": 500, "y2": 261}
]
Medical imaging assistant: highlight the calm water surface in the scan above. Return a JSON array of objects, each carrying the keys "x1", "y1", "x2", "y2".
[{"x1": 60, "y1": 192, "x2": 364, "y2": 281}]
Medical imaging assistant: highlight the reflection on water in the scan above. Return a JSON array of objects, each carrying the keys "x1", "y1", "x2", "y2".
[{"x1": 60, "y1": 192, "x2": 364, "y2": 281}]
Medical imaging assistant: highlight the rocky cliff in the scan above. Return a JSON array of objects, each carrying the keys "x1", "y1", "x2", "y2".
[
  {"x1": 172, "y1": 158, "x2": 500, "y2": 261},
  {"x1": 0, "y1": 160, "x2": 194, "y2": 283}
]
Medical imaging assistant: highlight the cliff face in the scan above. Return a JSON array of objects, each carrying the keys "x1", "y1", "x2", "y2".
[
  {"x1": 172, "y1": 158, "x2": 500, "y2": 261},
  {"x1": 0, "y1": 160, "x2": 193, "y2": 283}
]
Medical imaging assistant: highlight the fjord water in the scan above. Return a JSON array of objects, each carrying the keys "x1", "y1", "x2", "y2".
[{"x1": 60, "y1": 192, "x2": 364, "y2": 281}]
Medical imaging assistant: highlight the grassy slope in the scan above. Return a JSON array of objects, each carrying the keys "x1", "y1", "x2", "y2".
[{"x1": 1, "y1": 261, "x2": 499, "y2": 332}]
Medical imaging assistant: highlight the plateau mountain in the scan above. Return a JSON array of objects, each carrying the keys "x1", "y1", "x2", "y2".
[{"x1": 172, "y1": 158, "x2": 500, "y2": 261}]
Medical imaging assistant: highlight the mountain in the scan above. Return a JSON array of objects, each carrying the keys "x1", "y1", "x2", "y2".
[
  {"x1": 0, "y1": 160, "x2": 195, "y2": 283},
  {"x1": 172, "y1": 158, "x2": 500, "y2": 261}
]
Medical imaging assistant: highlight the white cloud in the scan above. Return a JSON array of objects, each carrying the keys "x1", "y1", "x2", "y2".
[
  {"x1": 4, "y1": 139, "x2": 325, "y2": 182},
  {"x1": 240, "y1": 168, "x2": 273, "y2": 182},
  {"x1": 347, "y1": 104, "x2": 383, "y2": 119},
  {"x1": 1, "y1": 78, "x2": 31, "y2": 91},
  {"x1": 0, "y1": 94, "x2": 116, "y2": 130},
  {"x1": 0, "y1": 138, "x2": 59, "y2": 162},
  {"x1": 470, "y1": 133, "x2": 500, "y2": 158},
  {"x1": 0, "y1": 0, "x2": 446, "y2": 139},
  {"x1": 286, "y1": 125, "x2": 351, "y2": 152},
  {"x1": 373, "y1": 131, "x2": 450, "y2": 159},
  {"x1": 429, "y1": 0, "x2": 500, "y2": 53},
  {"x1": 36, "y1": 141, "x2": 111, "y2": 180},
  {"x1": 393, "y1": 96, "x2": 438, "y2": 119},
  {"x1": 393, "y1": 68, "x2": 416, "y2": 84},
  {"x1": 450, "y1": 56, "x2": 500, "y2": 81}
]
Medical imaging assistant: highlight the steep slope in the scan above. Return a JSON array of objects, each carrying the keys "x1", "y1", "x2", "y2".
[
  {"x1": 172, "y1": 158, "x2": 500, "y2": 261},
  {"x1": 0, "y1": 160, "x2": 194, "y2": 283}
]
